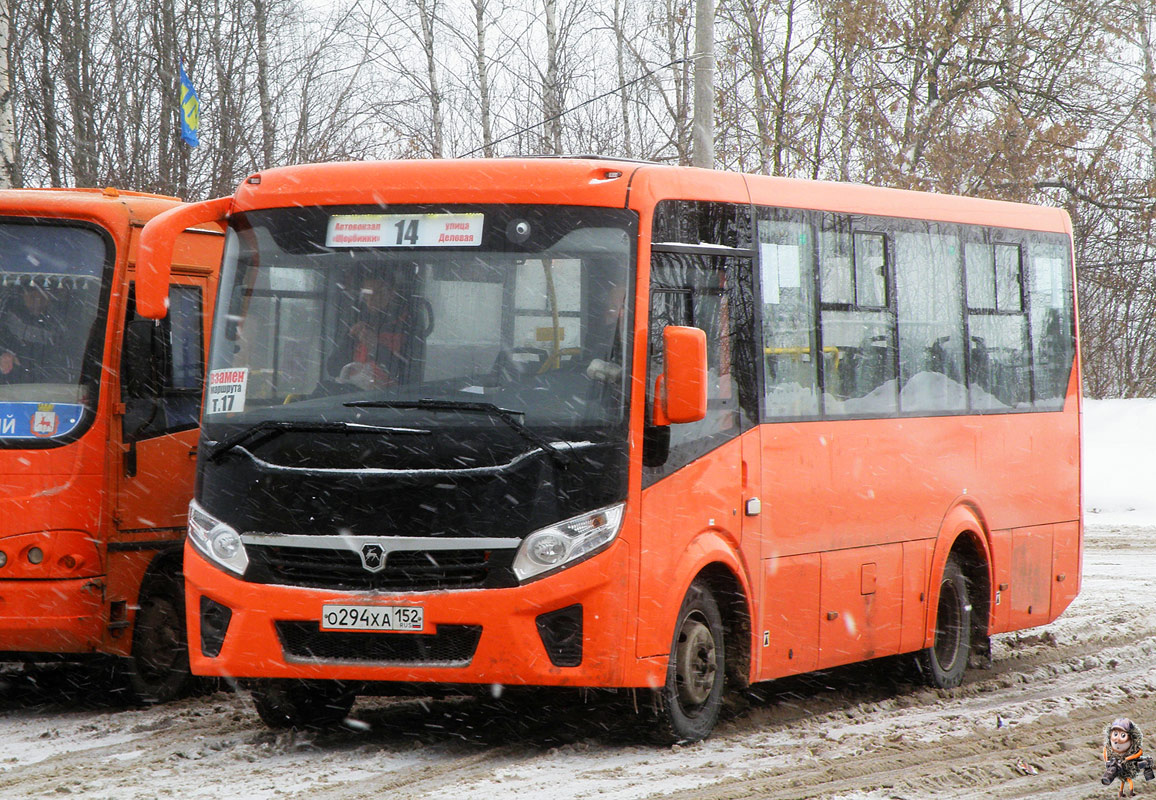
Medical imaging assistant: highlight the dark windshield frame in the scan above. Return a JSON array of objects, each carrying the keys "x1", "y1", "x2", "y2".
[
  {"x1": 201, "y1": 203, "x2": 638, "y2": 452},
  {"x1": 0, "y1": 217, "x2": 116, "y2": 450}
]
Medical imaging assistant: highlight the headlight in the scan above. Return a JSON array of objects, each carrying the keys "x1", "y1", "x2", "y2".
[
  {"x1": 188, "y1": 500, "x2": 249, "y2": 576},
  {"x1": 513, "y1": 503, "x2": 625, "y2": 582}
]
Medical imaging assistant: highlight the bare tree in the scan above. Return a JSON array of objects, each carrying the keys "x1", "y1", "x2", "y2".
[{"x1": 0, "y1": 0, "x2": 17, "y2": 187}]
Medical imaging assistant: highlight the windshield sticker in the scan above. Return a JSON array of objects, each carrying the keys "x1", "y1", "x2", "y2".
[
  {"x1": 207, "y1": 367, "x2": 248, "y2": 415},
  {"x1": 0, "y1": 402, "x2": 84, "y2": 439},
  {"x1": 326, "y1": 214, "x2": 484, "y2": 248}
]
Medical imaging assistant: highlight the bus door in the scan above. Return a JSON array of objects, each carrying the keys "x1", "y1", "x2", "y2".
[
  {"x1": 750, "y1": 207, "x2": 823, "y2": 679},
  {"x1": 114, "y1": 278, "x2": 207, "y2": 539},
  {"x1": 637, "y1": 233, "x2": 757, "y2": 660}
]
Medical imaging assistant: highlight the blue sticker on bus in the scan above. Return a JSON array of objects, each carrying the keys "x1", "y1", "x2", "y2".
[{"x1": 0, "y1": 402, "x2": 85, "y2": 439}]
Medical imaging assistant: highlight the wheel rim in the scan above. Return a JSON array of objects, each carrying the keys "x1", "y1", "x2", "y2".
[
  {"x1": 933, "y1": 578, "x2": 963, "y2": 671},
  {"x1": 674, "y1": 611, "x2": 718, "y2": 713}
]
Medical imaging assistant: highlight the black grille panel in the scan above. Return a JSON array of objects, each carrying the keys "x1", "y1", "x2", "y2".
[
  {"x1": 246, "y1": 544, "x2": 512, "y2": 591},
  {"x1": 276, "y1": 621, "x2": 482, "y2": 665}
]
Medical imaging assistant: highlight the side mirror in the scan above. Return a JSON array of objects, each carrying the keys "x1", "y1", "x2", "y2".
[
  {"x1": 138, "y1": 196, "x2": 231, "y2": 319},
  {"x1": 652, "y1": 325, "x2": 707, "y2": 425}
]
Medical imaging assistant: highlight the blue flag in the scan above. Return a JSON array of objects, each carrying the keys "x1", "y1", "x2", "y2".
[{"x1": 179, "y1": 60, "x2": 200, "y2": 147}]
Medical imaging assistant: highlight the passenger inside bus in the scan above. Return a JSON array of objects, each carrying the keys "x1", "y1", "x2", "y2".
[{"x1": 0, "y1": 281, "x2": 69, "y2": 384}]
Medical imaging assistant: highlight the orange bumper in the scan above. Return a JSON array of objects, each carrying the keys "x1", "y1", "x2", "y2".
[
  {"x1": 0, "y1": 577, "x2": 105, "y2": 653},
  {"x1": 184, "y1": 539, "x2": 659, "y2": 688}
]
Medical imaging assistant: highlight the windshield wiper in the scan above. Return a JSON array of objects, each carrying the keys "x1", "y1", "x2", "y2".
[
  {"x1": 343, "y1": 398, "x2": 571, "y2": 468},
  {"x1": 204, "y1": 419, "x2": 431, "y2": 462}
]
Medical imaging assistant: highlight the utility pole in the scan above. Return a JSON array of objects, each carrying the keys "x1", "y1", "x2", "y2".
[{"x1": 691, "y1": 0, "x2": 714, "y2": 169}]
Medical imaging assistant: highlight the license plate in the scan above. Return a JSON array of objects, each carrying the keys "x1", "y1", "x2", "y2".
[{"x1": 320, "y1": 604, "x2": 424, "y2": 632}]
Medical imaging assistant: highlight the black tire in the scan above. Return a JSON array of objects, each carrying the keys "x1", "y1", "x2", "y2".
[
  {"x1": 653, "y1": 579, "x2": 726, "y2": 744},
  {"x1": 122, "y1": 576, "x2": 192, "y2": 705},
  {"x1": 250, "y1": 680, "x2": 357, "y2": 729},
  {"x1": 918, "y1": 557, "x2": 972, "y2": 688}
]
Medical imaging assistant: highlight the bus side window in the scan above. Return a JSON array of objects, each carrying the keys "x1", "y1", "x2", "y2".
[
  {"x1": 965, "y1": 240, "x2": 1030, "y2": 410},
  {"x1": 894, "y1": 226, "x2": 966, "y2": 413},
  {"x1": 819, "y1": 216, "x2": 898, "y2": 416},
  {"x1": 1027, "y1": 236, "x2": 1075, "y2": 410},
  {"x1": 758, "y1": 209, "x2": 819, "y2": 419},
  {"x1": 122, "y1": 283, "x2": 204, "y2": 442}
]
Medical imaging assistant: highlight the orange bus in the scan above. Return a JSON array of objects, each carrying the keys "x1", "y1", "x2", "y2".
[
  {"x1": 0, "y1": 188, "x2": 222, "y2": 702},
  {"x1": 136, "y1": 159, "x2": 1079, "y2": 741}
]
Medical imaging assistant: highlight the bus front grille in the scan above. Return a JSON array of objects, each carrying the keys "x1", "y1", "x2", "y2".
[
  {"x1": 275, "y1": 621, "x2": 482, "y2": 666},
  {"x1": 245, "y1": 545, "x2": 497, "y2": 591}
]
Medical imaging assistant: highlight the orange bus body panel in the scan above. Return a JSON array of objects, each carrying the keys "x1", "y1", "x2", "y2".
[
  {"x1": 0, "y1": 188, "x2": 222, "y2": 661},
  {"x1": 164, "y1": 160, "x2": 1079, "y2": 700}
]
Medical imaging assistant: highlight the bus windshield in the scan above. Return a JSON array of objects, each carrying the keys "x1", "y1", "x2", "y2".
[
  {"x1": 0, "y1": 222, "x2": 109, "y2": 442},
  {"x1": 204, "y1": 204, "x2": 635, "y2": 465}
]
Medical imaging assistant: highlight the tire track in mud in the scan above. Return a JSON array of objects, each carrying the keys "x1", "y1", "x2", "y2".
[
  {"x1": 0, "y1": 695, "x2": 259, "y2": 800},
  {"x1": 638, "y1": 636, "x2": 1156, "y2": 800},
  {"x1": 285, "y1": 746, "x2": 528, "y2": 800},
  {"x1": 642, "y1": 696, "x2": 1152, "y2": 800}
]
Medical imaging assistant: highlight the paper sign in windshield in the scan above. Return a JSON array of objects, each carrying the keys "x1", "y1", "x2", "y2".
[
  {"x1": 326, "y1": 213, "x2": 484, "y2": 248},
  {"x1": 207, "y1": 368, "x2": 248, "y2": 415}
]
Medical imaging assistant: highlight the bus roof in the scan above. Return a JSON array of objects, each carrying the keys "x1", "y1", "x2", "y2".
[
  {"x1": 227, "y1": 158, "x2": 1072, "y2": 236},
  {"x1": 0, "y1": 187, "x2": 186, "y2": 229}
]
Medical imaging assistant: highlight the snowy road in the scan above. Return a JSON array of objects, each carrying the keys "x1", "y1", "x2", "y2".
[{"x1": 1, "y1": 519, "x2": 1152, "y2": 800}]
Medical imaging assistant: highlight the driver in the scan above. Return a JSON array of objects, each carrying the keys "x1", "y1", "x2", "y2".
[
  {"x1": 0, "y1": 282, "x2": 67, "y2": 384},
  {"x1": 327, "y1": 272, "x2": 413, "y2": 389}
]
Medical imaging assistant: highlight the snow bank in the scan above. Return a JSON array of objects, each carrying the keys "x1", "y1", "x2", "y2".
[{"x1": 1083, "y1": 397, "x2": 1156, "y2": 525}]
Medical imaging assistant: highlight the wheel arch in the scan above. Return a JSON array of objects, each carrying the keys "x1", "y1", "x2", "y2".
[
  {"x1": 650, "y1": 532, "x2": 754, "y2": 689},
  {"x1": 925, "y1": 500, "x2": 992, "y2": 655},
  {"x1": 135, "y1": 545, "x2": 184, "y2": 604},
  {"x1": 126, "y1": 544, "x2": 185, "y2": 652}
]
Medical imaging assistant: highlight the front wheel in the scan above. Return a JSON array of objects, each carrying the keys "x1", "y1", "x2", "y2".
[
  {"x1": 653, "y1": 579, "x2": 727, "y2": 744},
  {"x1": 918, "y1": 557, "x2": 972, "y2": 688},
  {"x1": 250, "y1": 680, "x2": 357, "y2": 729}
]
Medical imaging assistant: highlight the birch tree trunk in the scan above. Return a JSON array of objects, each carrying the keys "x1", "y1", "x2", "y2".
[
  {"x1": 0, "y1": 0, "x2": 16, "y2": 187},
  {"x1": 417, "y1": 0, "x2": 443, "y2": 157},
  {"x1": 472, "y1": 0, "x2": 493, "y2": 157},
  {"x1": 255, "y1": 0, "x2": 275, "y2": 167}
]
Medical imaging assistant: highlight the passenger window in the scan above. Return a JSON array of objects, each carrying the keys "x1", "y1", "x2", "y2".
[
  {"x1": 854, "y1": 232, "x2": 887, "y2": 308},
  {"x1": 994, "y1": 244, "x2": 1023, "y2": 312},
  {"x1": 1028, "y1": 237, "x2": 1075, "y2": 410},
  {"x1": 758, "y1": 210, "x2": 819, "y2": 418},
  {"x1": 819, "y1": 217, "x2": 897, "y2": 416},
  {"x1": 965, "y1": 240, "x2": 1030, "y2": 410},
  {"x1": 895, "y1": 228, "x2": 966, "y2": 413}
]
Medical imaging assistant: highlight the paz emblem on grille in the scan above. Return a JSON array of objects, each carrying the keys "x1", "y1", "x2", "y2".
[{"x1": 359, "y1": 543, "x2": 387, "y2": 573}]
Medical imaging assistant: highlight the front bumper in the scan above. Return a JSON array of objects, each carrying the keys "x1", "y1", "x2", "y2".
[{"x1": 184, "y1": 538, "x2": 650, "y2": 687}]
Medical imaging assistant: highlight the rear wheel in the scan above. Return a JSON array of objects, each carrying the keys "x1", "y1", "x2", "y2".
[
  {"x1": 918, "y1": 557, "x2": 972, "y2": 688},
  {"x1": 121, "y1": 576, "x2": 192, "y2": 704},
  {"x1": 250, "y1": 680, "x2": 357, "y2": 729},
  {"x1": 653, "y1": 579, "x2": 726, "y2": 744}
]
